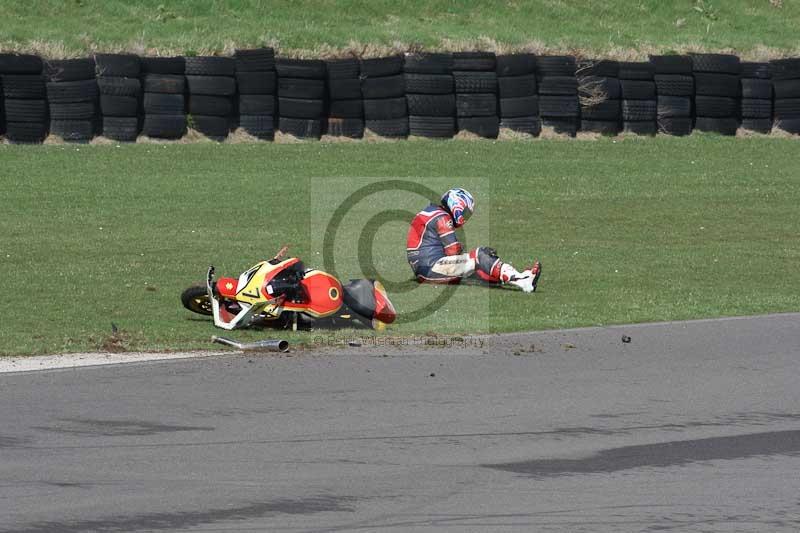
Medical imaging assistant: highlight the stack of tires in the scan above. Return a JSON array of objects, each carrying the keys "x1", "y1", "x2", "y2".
[
  {"x1": 453, "y1": 52, "x2": 498, "y2": 138},
  {"x1": 96, "y1": 54, "x2": 141, "y2": 142},
  {"x1": 141, "y1": 57, "x2": 187, "y2": 139},
  {"x1": 496, "y1": 53, "x2": 539, "y2": 136},
  {"x1": 738, "y1": 62, "x2": 772, "y2": 134},
  {"x1": 325, "y1": 57, "x2": 362, "y2": 138},
  {"x1": 619, "y1": 62, "x2": 657, "y2": 135},
  {"x1": 651, "y1": 55, "x2": 694, "y2": 136},
  {"x1": 361, "y1": 55, "x2": 406, "y2": 138},
  {"x1": 769, "y1": 58, "x2": 800, "y2": 135},
  {"x1": 0, "y1": 54, "x2": 47, "y2": 143},
  {"x1": 235, "y1": 48, "x2": 276, "y2": 140},
  {"x1": 691, "y1": 54, "x2": 741, "y2": 136},
  {"x1": 537, "y1": 55, "x2": 579, "y2": 136},
  {"x1": 405, "y1": 53, "x2": 455, "y2": 138},
  {"x1": 45, "y1": 58, "x2": 98, "y2": 142},
  {"x1": 276, "y1": 58, "x2": 326, "y2": 139},
  {"x1": 185, "y1": 56, "x2": 235, "y2": 140},
  {"x1": 577, "y1": 59, "x2": 621, "y2": 135}
]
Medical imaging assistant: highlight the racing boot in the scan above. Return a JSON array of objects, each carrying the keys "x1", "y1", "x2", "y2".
[{"x1": 501, "y1": 260, "x2": 541, "y2": 293}]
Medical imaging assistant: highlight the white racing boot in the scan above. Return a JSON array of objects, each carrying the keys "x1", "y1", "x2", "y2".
[{"x1": 500, "y1": 260, "x2": 542, "y2": 293}]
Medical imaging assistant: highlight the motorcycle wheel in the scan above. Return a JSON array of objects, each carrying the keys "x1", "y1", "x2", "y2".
[{"x1": 181, "y1": 285, "x2": 213, "y2": 316}]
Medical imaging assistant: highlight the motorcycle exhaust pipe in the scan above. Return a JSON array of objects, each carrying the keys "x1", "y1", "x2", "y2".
[{"x1": 211, "y1": 336, "x2": 289, "y2": 353}]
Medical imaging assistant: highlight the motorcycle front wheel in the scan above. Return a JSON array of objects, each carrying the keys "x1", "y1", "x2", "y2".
[{"x1": 181, "y1": 285, "x2": 213, "y2": 316}]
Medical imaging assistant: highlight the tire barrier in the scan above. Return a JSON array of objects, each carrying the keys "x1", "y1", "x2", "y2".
[{"x1": 2, "y1": 49, "x2": 800, "y2": 144}]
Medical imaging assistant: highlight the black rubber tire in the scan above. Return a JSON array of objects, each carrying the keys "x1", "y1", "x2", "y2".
[
  {"x1": 49, "y1": 119, "x2": 94, "y2": 141},
  {"x1": 185, "y1": 75, "x2": 236, "y2": 96},
  {"x1": 184, "y1": 56, "x2": 235, "y2": 76},
  {"x1": 769, "y1": 58, "x2": 800, "y2": 81},
  {"x1": 538, "y1": 76, "x2": 578, "y2": 95},
  {"x1": 180, "y1": 286, "x2": 213, "y2": 315},
  {"x1": 404, "y1": 53, "x2": 453, "y2": 75},
  {"x1": 541, "y1": 117, "x2": 578, "y2": 136},
  {"x1": 1, "y1": 75, "x2": 46, "y2": 99},
  {"x1": 538, "y1": 95, "x2": 579, "y2": 118},
  {"x1": 456, "y1": 93, "x2": 497, "y2": 117},
  {"x1": 580, "y1": 99, "x2": 620, "y2": 121},
  {"x1": 694, "y1": 116, "x2": 739, "y2": 135},
  {"x1": 694, "y1": 73, "x2": 741, "y2": 98},
  {"x1": 239, "y1": 114, "x2": 275, "y2": 138},
  {"x1": 189, "y1": 115, "x2": 229, "y2": 139},
  {"x1": 657, "y1": 117, "x2": 693, "y2": 136},
  {"x1": 328, "y1": 78, "x2": 361, "y2": 100},
  {"x1": 740, "y1": 99, "x2": 772, "y2": 119},
  {"x1": 621, "y1": 99, "x2": 657, "y2": 121},
  {"x1": 453, "y1": 71, "x2": 497, "y2": 93},
  {"x1": 188, "y1": 95, "x2": 233, "y2": 116},
  {"x1": 536, "y1": 56, "x2": 576, "y2": 77},
  {"x1": 740, "y1": 62, "x2": 770, "y2": 80},
  {"x1": 773, "y1": 98, "x2": 800, "y2": 118},
  {"x1": 102, "y1": 116, "x2": 139, "y2": 141},
  {"x1": 361, "y1": 74, "x2": 405, "y2": 98},
  {"x1": 97, "y1": 77, "x2": 141, "y2": 97},
  {"x1": 49, "y1": 102, "x2": 96, "y2": 120},
  {"x1": 279, "y1": 117, "x2": 323, "y2": 138},
  {"x1": 408, "y1": 115, "x2": 455, "y2": 138},
  {"x1": 46, "y1": 79, "x2": 98, "y2": 103},
  {"x1": 495, "y1": 54, "x2": 537, "y2": 76},
  {"x1": 360, "y1": 55, "x2": 404, "y2": 77},
  {"x1": 4, "y1": 99, "x2": 48, "y2": 122},
  {"x1": 580, "y1": 120, "x2": 620, "y2": 135},
  {"x1": 648, "y1": 55, "x2": 693, "y2": 75},
  {"x1": 740, "y1": 78, "x2": 772, "y2": 99},
  {"x1": 0, "y1": 54, "x2": 43, "y2": 74},
  {"x1": 497, "y1": 74, "x2": 537, "y2": 98},
  {"x1": 499, "y1": 96, "x2": 539, "y2": 118},
  {"x1": 330, "y1": 98, "x2": 365, "y2": 118},
  {"x1": 325, "y1": 58, "x2": 359, "y2": 79},
  {"x1": 100, "y1": 95, "x2": 139, "y2": 116},
  {"x1": 654, "y1": 75, "x2": 694, "y2": 96},
  {"x1": 404, "y1": 73, "x2": 453, "y2": 94},
  {"x1": 275, "y1": 58, "x2": 326, "y2": 79},
  {"x1": 406, "y1": 93, "x2": 455, "y2": 117},
  {"x1": 277, "y1": 77, "x2": 325, "y2": 99},
  {"x1": 499, "y1": 115, "x2": 541, "y2": 136},
  {"x1": 44, "y1": 58, "x2": 95, "y2": 82},
  {"x1": 453, "y1": 51, "x2": 496, "y2": 72},
  {"x1": 365, "y1": 117, "x2": 409, "y2": 137},
  {"x1": 457, "y1": 116, "x2": 499, "y2": 137},
  {"x1": 774, "y1": 117, "x2": 800, "y2": 134},
  {"x1": 657, "y1": 96, "x2": 692, "y2": 118},
  {"x1": 278, "y1": 97, "x2": 324, "y2": 119},
  {"x1": 691, "y1": 54, "x2": 741, "y2": 74},
  {"x1": 617, "y1": 62, "x2": 655, "y2": 80},
  {"x1": 143, "y1": 93, "x2": 185, "y2": 115},
  {"x1": 578, "y1": 76, "x2": 620, "y2": 100},
  {"x1": 363, "y1": 97, "x2": 406, "y2": 119},
  {"x1": 238, "y1": 95, "x2": 276, "y2": 115},
  {"x1": 141, "y1": 57, "x2": 186, "y2": 75},
  {"x1": 694, "y1": 96, "x2": 738, "y2": 118},
  {"x1": 326, "y1": 117, "x2": 364, "y2": 138},
  {"x1": 619, "y1": 79, "x2": 655, "y2": 99},
  {"x1": 236, "y1": 71, "x2": 276, "y2": 94},
  {"x1": 622, "y1": 120, "x2": 657, "y2": 135},
  {"x1": 142, "y1": 114, "x2": 186, "y2": 138},
  {"x1": 142, "y1": 74, "x2": 186, "y2": 94},
  {"x1": 5, "y1": 121, "x2": 47, "y2": 143},
  {"x1": 94, "y1": 54, "x2": 141, "y2": 78},
  {"x1": 234, "y1": 48, "x2": 275, "y2": 73},
  {"x1": 772, "y1": 79, "x2": 800, "y2": 99},
  {"x1": 740, "y1": 118, "x2": 772, "y2": 133},
  {"x1": 577, "y1": 59, "x2": 619, "y2": 78}
]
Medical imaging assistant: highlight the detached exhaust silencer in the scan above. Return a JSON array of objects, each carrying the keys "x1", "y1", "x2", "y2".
[{"x1": 212, "y1": 336, "x2": 289, "y2": 353}]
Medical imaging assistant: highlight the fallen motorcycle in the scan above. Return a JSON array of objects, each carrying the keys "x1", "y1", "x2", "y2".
[{"x1": 181, "y1": 248, "x2": 396, "y2": 331}]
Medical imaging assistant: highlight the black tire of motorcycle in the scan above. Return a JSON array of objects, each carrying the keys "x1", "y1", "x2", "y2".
[{"x1": 181, "y1": 286, "x2": 213, "y2": 316}]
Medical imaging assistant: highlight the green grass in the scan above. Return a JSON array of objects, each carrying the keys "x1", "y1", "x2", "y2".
[
  {"x1": 1, "y1": 0, "x2": 799, "y2": 57},
  {"x1": 1, "y1": 136, "x2": 799, "y2": 355}
]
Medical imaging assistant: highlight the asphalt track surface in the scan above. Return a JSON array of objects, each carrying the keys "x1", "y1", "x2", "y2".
[{"x1": 1, "y1": 313, "x2": 799, "y2": 532}]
